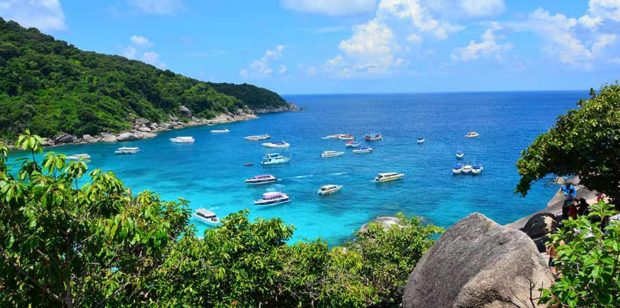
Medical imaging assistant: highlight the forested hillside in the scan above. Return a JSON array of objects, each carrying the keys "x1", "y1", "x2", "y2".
[{"x1": 0, "y1": 18, "x2": 289, "y2": 140}]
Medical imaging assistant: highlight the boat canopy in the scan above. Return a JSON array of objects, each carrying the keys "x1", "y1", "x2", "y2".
[{"x1": 196, "y1": 209, "x2": 216, "y2": 218}]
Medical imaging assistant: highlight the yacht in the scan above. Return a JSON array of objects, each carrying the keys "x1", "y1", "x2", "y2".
[
  {"x1": 417, "y1": 137, "x2": 425, "y2": 144},
  {"x1": 169, "y1": 136, "x2": 195, "y2": 143},
  {"x1": 452, "y1": 163, "x2": 463, "y2": 174},
  {"x1": 374, "y1": 172, "x2": 405, "y2": 183},
  {"x1": 245, "y1": 174, "x2": 278, "y2": 185},
  {"x1": 352, "y1": 146, "x2": 373, "y2": 154},
  {"x1": 465, "y1": 131, "x2": 480, "y2": 138},
  {"x1": 345, "y1": 140, "x2": 361, "y2": 148},
  {"x1": 261, "y1": 153, "x2": 291, "y2": 165},
  {"x1": 114, "y1": 147, "x2": 140, "y2": 155},
  {"x1": 66, "y1": 153, "x2": 91, "y2": 161},
  {"x1": 254, "y1": 192, "x2": 291, "y2": 206},
  {"x1": 262, "y1": 141, "x2": 290, "y2": 148},
  {"x1": 195, "y1": 209, "x2": 220, "y2": 226},
  {"x1": 456, "y1": 150, "x2": 465, "y2": 159},
  {"x1": 317, "y1": 184, "x2": 343, "y2": 196},
  {"x1": 365, "y1": 133, "x2": 383, "y2": 141},
  {"x1": 337, "y1": 134, "x2": 355, "y2": 141},
  {"x1": 462, "y1": 164, "x2": 473, "y2": 174},
  {"x1": 211, "y1": 129, "x2": 230, "y2": 134},
  {"x1": 472, "y1": 164, "x2": 483, "y2": 175},
  {"x1": 245, "y1": 134, "x2": 271, "y2": 141},
  {"x1": 321, "y1": 150, "x2": 344, "y2": 158}
]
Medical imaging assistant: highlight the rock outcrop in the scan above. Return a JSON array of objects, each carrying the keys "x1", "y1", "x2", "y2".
[
  {"x1": 54, "y1": 133, "x2": 77, "y2": 144},
  {"x1": 179, "y1": 105, "x2": 192, "y2": 117},
  {"x1": 358, "y1": 216, "x2": 403, "y2": 233},
  {"x1": 116, "y1": 132, "x2": 141, "y2": 142},
  {"x1": 403, "y1": 213, "x2": 554, "y2": 308},
  {"x1": 82, "y1": 134, "x2": 100, "y2": 143}
]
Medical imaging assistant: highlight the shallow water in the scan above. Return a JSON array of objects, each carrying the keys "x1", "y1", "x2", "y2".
[{"x1": 7, "y1": 91, "x2": 587, "y2": 244}]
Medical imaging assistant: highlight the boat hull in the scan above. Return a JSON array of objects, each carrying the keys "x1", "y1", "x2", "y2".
[
  {"x1": 245, "y1": 179, "x2": 277, "y2": 185},
  {"x1": 254, "y1": 198, "x2": 291, "y2": 206},
  {"x1": 375, "y1": 174, "x2": 404, "y2": 183}
]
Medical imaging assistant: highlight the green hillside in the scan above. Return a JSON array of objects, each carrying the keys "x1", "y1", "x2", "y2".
[{"x1": 0, "y1": 18, "x2": 289, "y2": 141}]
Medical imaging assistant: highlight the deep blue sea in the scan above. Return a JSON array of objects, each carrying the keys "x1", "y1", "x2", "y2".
[{"x1": 7, "y1": 92, "x2": 587, "y2": 244}]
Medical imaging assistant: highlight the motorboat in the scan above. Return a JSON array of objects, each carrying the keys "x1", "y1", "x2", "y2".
[
  {"x1": 262, "y1": 141, "x2": 290, "y2": 148},
  {"x1": 337, "y1": 134, "x2": 355, "y2": 141},
  {"x1": 465, "y1": 131, "x2": 480, "y2": 138},
  {"x1": 317, "y1": 184, "x2": 343, "y2": 196},
  {"x1": 352, "y1": 147, "x2": 373, "y2": 154},
  {"x1": 452, "y1": 163, "x2": 463, "y2": 174},
  {"x1": 66, "y1": 153, "x2": 91, "y2": 161},
  {"x1": 322, "y1": 134, "x2": 343, "y2": 140},
  {"x1": 345, "y1": 140, "x2": 361, "y2": 148},
  {"x1": 261, "y1": 153, "x2": 291, "y2": 165},
  {"x1": 211, "y1": 129, "x2": 230, "y2": 133},
  {"x1": 115, "y1": 147, "x2": 140, "y2": 155},
  {"x1": 472, "y1": 164, "x2": 483, "y2": 175},
  {"x1": 417, "y1": 137, "x2": 425, "y2": 144},
  {"x1": 456, "y1": 150, "x2": 465, "y2": 159},
  {"x1": 365, "y1": 133, "x2": 383, "y2": 141},
  {"x1": 169, "y1": 136, "x2": 195, "y2": 143},
  {"x1": 195, "y1": 209, "x2": 220, "y2": 226},
  {"x1": 245, "y1": 134, "x2": 271, "y2": 141},
  {"x1": 375, "y1": 172, "x2": 404, "y2": 183},
  {"x1": 321, "y1": 150, "x2": 344, "y2": 158},
  {"x1": 245, "y1": 174, "x2": 278, "y2": 185},
  {"x1": 254, "y1": 192, "x2": 291, "y2": 206},
  {"x1": 462, "y1": 164, "x2": 473, "y2": 174}
]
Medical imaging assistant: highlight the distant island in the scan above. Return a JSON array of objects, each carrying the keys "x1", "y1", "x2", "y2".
[{"x1": 0, "y1": 18, "x2": 294, "y2": 145}]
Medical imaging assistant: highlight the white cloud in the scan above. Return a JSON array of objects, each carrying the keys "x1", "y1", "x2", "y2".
[
  {"x1": 0, "y1": 0, "x2": 65, "y2": 32},
  {"x1": 452, "y1": 22, "x2": 511, "y2": 62},
  {"x1": 127, "y1": 0, "x2": 182, "y2": 15},
  {"x1": 130, "y1": 35, "x2": 153, "y2": 47},
  {"x1": 460, "y1": 0, "x2": 504, "y2": 17},
  {"x1": 586, "y1": 0, "x2": 620, "y2": 22},
  {"x1": 282, "y1": 0, "x2": 376, "y2": 16},
  {"x1": 122, "y1": 35, "x2": 166, "y2": 68},
  {"x1": 378, "y1": 0, "x2": 463, "y2": 40},
  {"x1": 240, "y1": 45, "x2": 287, "y2": 78}
]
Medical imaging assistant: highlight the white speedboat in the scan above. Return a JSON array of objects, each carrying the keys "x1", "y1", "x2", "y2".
[
  {"x1": 472, "y1": 164, "x2": 483, "y2": 175},
  {"x1": 262, "y1": 141, "x2": 290, "y2": 148},
  {"x1": 465, "y1": 131, "x2": 480, "y2": 138},
  {"x1": 337, "y1": 134, "x2": 355, "y2": 141},
  {"x1": 317, "y1": 184, "x2": 343, "y2": 196},
  {"x1": 170, "y1": 136, "x2": 195, "y2": 143},
  {"x1": 452, "y1": 163, "x2": 463, "y2": 175},
  {"x1": 115, "y1": 147, "x2": 140, "y2": 155},
  {"x1": 462, "y1": 164, "x2": 473, "y2": 174},
  {"x1": 211, "y1": 129, "x2": 230, "y2": 134},
  {"x1": 66, "y1": 153, "x2": 91, "y2": 161},
  {"x1": 245, "y1": 134, "x2": 271, "y2": 141},
  {"x1": 261, "y1": 153, "x2": 291, "y2": 165},
  {"x1": 254, "y1": 192, "x2": 291, "y2": 206},
  {"x1": 417, "y1": 137, "x2": 425, "y2": 144},
  {"x1": 322, "y1": 134, "x2": 343, "y2": 140},
  {"x1": 456, "y1": 150, "x2": 465, "y2": 159},
  {"x1": 365, "y1": 133, "x2": 383, "y2": 141},
  {"x1": 245, "y1": 174, "x2": 278, "y2": 185},
  {"x1": 352, "y1": 147, "x2": 373, "y2": 154},
  {"x1": 375, "y1": 172, "x2": 404, "y2": 183},
  {"x1": 345, "y1": 140, "x2": 360, "y2": 148},
  {"x1": 195, "y1": 209, "x2": 220, "y2": 226},
  {"x1": 321, "y1": 150, "x2": 344, "y2": 158}
]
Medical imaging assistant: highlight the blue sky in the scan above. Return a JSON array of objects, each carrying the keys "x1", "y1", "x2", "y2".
[{"x1": 1, "y1": 0, "x2": 619, "y2": 94}]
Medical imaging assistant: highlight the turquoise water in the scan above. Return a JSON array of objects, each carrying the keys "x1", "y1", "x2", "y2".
[{"x1": 7, "y1": 92, "x2": 586, "y2": 244}]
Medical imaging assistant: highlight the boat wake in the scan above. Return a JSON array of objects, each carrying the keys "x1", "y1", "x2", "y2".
[
  {"x1": 329, "y1": 172, "x2": 348, "y2": 176},
  {"x1": 292, "y1": 174, "x2": 314, "y2": 179}
]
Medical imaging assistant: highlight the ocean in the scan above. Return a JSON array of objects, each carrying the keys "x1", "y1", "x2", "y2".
[{"x1": 7, "y1": 91, "x2": 588, "y2": 244}]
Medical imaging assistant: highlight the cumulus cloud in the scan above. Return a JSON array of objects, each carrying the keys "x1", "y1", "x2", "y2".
[
  {"x1": 240, "y1": 45, "x2": 288, "y2": 78},
  {"x1": 127, "y1": 0, "x2": 182, "y2": 15},
  {"x1": 0, "y1": 0, "x2": 66, "y2": 32},
  {"x1": 122, "y1": 35, "x2": 166, "y2": 68},
  {"x1": 460, "y1": 0, "x2": 504, "y2": 17},
  {"x1": 282, "y1": 0, "x2": 376, "y2": 16},
  {"x1": 130, "y1": 35, "x2": 153, "y2": 47},
  {"x1": 452, "y1": 22, "x2": 511, "y2": 62}
]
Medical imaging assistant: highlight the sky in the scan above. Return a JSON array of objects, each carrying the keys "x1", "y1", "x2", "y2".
[{"x1": 0, "y1": 0, "x2": 619, "y2": 94}]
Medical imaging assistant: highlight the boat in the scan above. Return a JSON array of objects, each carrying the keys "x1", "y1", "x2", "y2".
[
  {"x1": 337, "y1": 134, "x2": 355, "y2": 141},
  {"x1": 456, "y1": 150, "x2": 465, "y2": 159},
  {"x1": 345, "y1": 140, "x2": 361, "y2": 148},
  {"x1": 195, "y1": 209, "x2": 220, "y2": 225},
  {"x1": 365, "y1": 133, "x2": 383, "y2": 141},
  {"x1": 352, "y1": 147, "x2": 373, "y2": 154},
  {"x1": 245, "y1": 134, "x2": 271, "y2": 141},
  {"x1": 262, "y1": 141, "x2": 290, "y2": 148},
  {"x1": 321, "y1": 150, "x2": 344, "y2": 158},
  {"x1": 452, "y1": 163, "x2": 463, "y2": 174},
  {"x1": 317, "y1": 184, "x2": 343, "y2": 196},
  {"x1": 66, "y1": 153, "x2": 91, "y2": 161},
  {"x1": 417, "y1": 137, "x2": 425, "y2": 144},
  {"x1": 169, "y1": 136, "x2": 195, "y2": 143},
  {"x1": 261, "y1": 153, "x2": 291, "y2": 165},
  {"x1": 472, "y1": 164, "x2": 483, "y2": 175},
  {"x1": 322, "y1": 134, "x2": 343, "y2": 140},
  {"x1": 211, "y1": 129, "x2": 230, "y2": 133},
  {"x1": 114, "y1": 147, "x2": 140, "y2": 155},
  {"x1": 254, "y1": 192, "x2": 291, "y2": 206},
  {"x1": 374, "y1": 172, "x2": 405, "y2": 183},
  {"x1": 465, "y1": 131, "x2": 480, "y2": 138},
  {"x1": 244, "y1": 163, "x2": 254, "y2": 167},
  {"x1": 462, "y1": 164, "x2": 473, "y2": 174},
  {"x1": 245, "y1": 174, "x2": 278, "y2": 185}
]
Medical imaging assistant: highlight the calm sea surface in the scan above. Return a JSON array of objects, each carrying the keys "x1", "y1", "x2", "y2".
[{"x1": 8, "y1": 92, "x2": 587, "y2": 244}]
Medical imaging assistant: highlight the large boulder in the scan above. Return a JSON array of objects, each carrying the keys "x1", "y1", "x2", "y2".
[
  {"x1": 100, "y1": 133, "x2": 117, "y2": 143},
  {"x1": 358, "y1": 216, "x2": 403, "y2": 233},
  {"x1": 403, "y1": 213, "x2": 554, "y2": 308},
  {"x1": 82, "y1": 134, "x2": 100, "y2": 143},
  {"x1": 54, "y1": 133, "x2": 76, "y2": 144},
  {"x1": 521, "y1": 213, "x2": 557, "y2": 239},
  {"x1": 116, "y1": 132, "x2": 141, "y2": 142},
  {"x1": 179, "y1": 105, "x2": 192, "y2": 117}
]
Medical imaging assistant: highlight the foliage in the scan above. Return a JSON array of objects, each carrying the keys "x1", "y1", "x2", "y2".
[
  {"x1": 539, "y1": 202, "x2": 620, "y2": 307},
  {"x1": 0, "y1": 132, "x2": 440, "y2": 307},
  {"x1": 0, "y1": 18, "x2": 289, "y2": 141},
  {"x1": 516, "y1": 83, "x2": 620, "y2": 204}
]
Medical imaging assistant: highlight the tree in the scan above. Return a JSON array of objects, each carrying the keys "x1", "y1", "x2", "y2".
[{"x1": 516, "y1": 83, "x2": 620, "y2": 205}]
